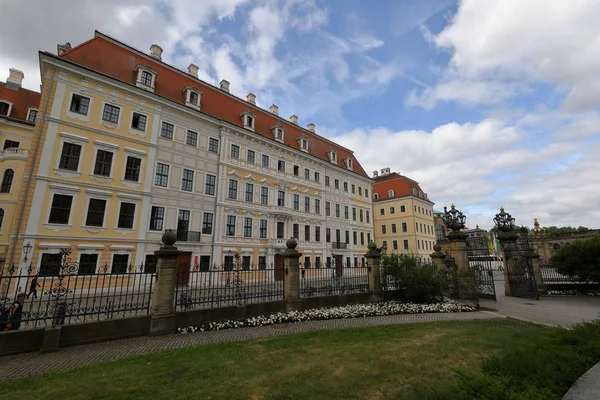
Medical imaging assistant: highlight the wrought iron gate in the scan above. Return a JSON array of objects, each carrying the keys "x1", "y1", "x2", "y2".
[
  {"x1": 503, "y1": 236, "x2": 538, "y2": 299},
  {"x1": 466, "y1": 235, "x2": 497, "y2": 301}
]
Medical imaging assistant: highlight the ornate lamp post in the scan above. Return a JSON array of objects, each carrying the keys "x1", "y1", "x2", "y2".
[
  {"x1": 22, "y1": 242, "x2": 33, "y2": 263},
  {"x1": 493, "y1": 207, "x2": 517, "y2": 239},
  {"x1": 442, "y1": 204, "x2": 467, "y2": 240}
]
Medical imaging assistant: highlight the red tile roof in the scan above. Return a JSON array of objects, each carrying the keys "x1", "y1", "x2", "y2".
[
  {"x1": 373, "y1": 172, "x2": 433, "y2": 203},
  {"x1": 54, "y1": 31, "x2": 369, "y2": 178},
  {"x1": 0, "y1": 81, "x2": 41, "y2": 123}
]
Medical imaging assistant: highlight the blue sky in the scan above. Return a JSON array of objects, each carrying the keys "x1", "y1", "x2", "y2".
[{"x1": 1, "y1": 0, "x2": 599, "y2": 229}]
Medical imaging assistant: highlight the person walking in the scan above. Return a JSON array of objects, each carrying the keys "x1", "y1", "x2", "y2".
[
  {"x1": 27, "y1": 276, "x2": 41, "y2": 299},
  {"x1": 1, "y1": 293, "x2": 26, "y2": 331}
]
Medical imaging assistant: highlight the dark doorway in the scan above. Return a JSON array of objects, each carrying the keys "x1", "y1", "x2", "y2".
[
  {"x1": 274, "y1": 253, "x2": 284, "y2": 281},
  {"x1": 335, "y1": 255, "x2": 343, "y2": 277},
  {"x1": 176, "y1": 252, "x2": 192, "y2": 286}
]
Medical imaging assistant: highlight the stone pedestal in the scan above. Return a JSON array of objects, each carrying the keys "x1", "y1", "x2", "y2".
[
  {"x1": 39, "y1": 326, "x2": 61, "y2": 354},
  {"x1": 446, "y1": 231, "x2": 469, "y2": 272},
  {"x1": 365, "y1": 242, "x2": 382, "y2": 296},
  {"x1": 149, "y1": 231, "x2": 181, "y2": 336},
  {"x1": 530, "y1": 249, "x2": 547, "y2": 296},
  {"x1": 283, "y1": 238, "x2": 302, "y2": 311},
  {"x1": 497, "y1": 231, "x2": 519, "y2": 297}
]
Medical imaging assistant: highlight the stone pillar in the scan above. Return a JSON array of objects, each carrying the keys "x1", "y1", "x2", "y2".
[
  {"x1": 365, "y1": 241, "x2": 382, "y2": 295},
  {"x1": 446, "y1": 231, "x2": 469, "y2": 272},
  {"x1": 530, "y1": 247, "x2": 547, "y2": 296},
  {"x1": 430, "y1": 243, "x2": 447, "y2": 270},
  {"x1": 149, "y1": 231, "x2": 181, "y2": 336},
  {"x1": 283, "y1": 238, "x2": 302, "y2": 311},
  {"x1": 497, "y1": 231, "x2": 518, "y2": 297}
]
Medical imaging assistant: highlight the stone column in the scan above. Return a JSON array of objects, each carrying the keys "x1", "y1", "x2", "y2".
[
  {"x1": 365, "y1": 241, "x2": 382, "y2": 295},
  {"x1": 149, "y1": 231, "x2": 181, "y2": 336},
  {"x1": 446, "y1": 231, "x2": 469, "y2": 272},
  {"x1": 530, "y1": 247, "x2": 547, "y2": 296},
  {"x1": 283, "y1": 238, "x2": 302, "y2": 311},
  {"x1": 497, "y1": 231, "x2": 518, "y2": 297},
  {"x1": 430, "y1": 243, "x2": 447, "y2": 270}
]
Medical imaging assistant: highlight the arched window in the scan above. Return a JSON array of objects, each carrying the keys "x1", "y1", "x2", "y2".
[
  {"x1": 373, "y1": 193, "x2": 379, "y2": 200},
  {"x1": 0, "y1": 208, "x2": 4, "y2": 230},
  {"x1": 0, "y1": 169, "x2": 14, "y2": 193}
]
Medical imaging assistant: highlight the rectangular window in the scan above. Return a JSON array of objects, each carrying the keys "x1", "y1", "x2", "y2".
[
  {"x1": 261, "y1": 187, "x2": 268, "y2": 205},
  {"x1": 392, "y1": 224, "x2": 397, "y2": 233},
  {"x1": 293, "y1": 223, "x2": 299, "y2": 240},
  {"x1": 335, "y1": 204, "x2": 340, "y2": 218},
  {"x1": 39, "y1": 253, "x2": 62, "y2": 276},
  {"x1": 315, "y1": 256, "x2": 321, "y2": 269},
  {"x1": 247, "y1": 149, "x2": 255, "y2": 163},
  {"x1": 93, "y1": 149, "x2": 113, "y2": 177},
  {"x1": 404, "y1": 240, "x2": 409, "y2": 250},
  {"x1": 181, "y1": 169, "x2": 194, "y2": 192},
  {"x1": 160, "y1": 122, "x2": 174, "y2": 139},
  {"x1": 334, "y1": 179, "x2": 339, "y2": 189},
  {"x1": 304, "y1": 196, "x2": 310, "y2": 212},
  {"x1": 382, "y1": 240, "x2": 388, "y2": 249},
  {"x1": 401, "y1": 205, "x2": 406, "y2": 212},
  {"x1": 382, "y1": 225, "x2": 387, "y2": 234},
  {"x1": 154, "y1": 163, "x2": 169, "y2": 187},
  {"x1": 226, "y1": 216, "x2": 236, "y2": 236},
  {"x1": 380, "y1": 208, "x2": 385, "y2": 216},
  {"x1": 205, "y1": 174, "x2": 216, "y2": 195},
  {"x1": 124, "y1": 156, "x2": 141, "y2": 182},
  {"x1": 262, "y1": 154, "x2": 269, "y2": 167},
  {"x1": 278, "y1": 190, "x2": 285, "y2": 207},
  {"x1": 326, "y1": 228, "x2": 331, "y2": 243},
  {"x1": 315, "y1": 199, "x2": 320, "y2": 214},
  {"x1": 390, "y1": 207, "x2": 395, "y2": 214},
  {"x1": 202, "y1": 212, "x2": 213, "y2": 235},
  {"x1": 79, "y1": 253, "x2": 98, "y2": 275},
  {"x1": 366, "y1": 210, "x2": 370, "y2": 224},
  {"x1": 244, "y1": 217, "x2": 253, "y2": 237},
  {"x1": 360, "y1": 232, "x2": 365, "y2": 246},
  {"x1": 260, "y1": 219, "x2": 267, "y2": 238},
  {"x1": 131, "y1": 112, "x2": 147, "y2": 131},
  {"x1": 3, "y1": 140, "x2": 20, "y2": 150},
  {"x1": 48, "y1": 194, "x2": 72, "y2": 224},
  {"x1": 70, "y1": 94, "x2": 90, "y2": 115},
  {"x1": 352, "y1": 207, "x2": 356, "y2": 221},
  {"x1": 325, "y1": 201, "x2": 331, "y2": 216},
  {"x1": 345, "y1": 230, "x2": 350, "y2": 244},
  {"x1": 367, "y1": 232, "x2": 371, "y2": 245},
  {"x1": 351, "y1": 184, "x2": 355, "y2": 194},
  {"x1": 245, "y1": 183, "x2": 254, "y2": 202},
  {"x1": 365, "y1": 189, "x2": 369, "y2": 198},
  {"x1": 140, "y1": 71, "x2": 153, "y2": 86},
  {"x1": 393, "y1": 240, "x2": 398, "y2": 250},
  {"x1": 111, "y1": 254, "x2": 129, "y2": 274},
  {"x1": 149, "y1": 206, "x2": 165, "y2": 231},
  {"x1": 278, "y1": 160, "x2": 285, "y2": 172},
  {"x1": 358, "y1": 187, "x2": 362, "y2": 196},
  {"x1": 293, "y1": 165, "x2": 299, "y2": 176},
  {"x1": 145, "y1": 255, "x2": 158, "y2": 274},
  {"x1": 315, "y1": 226, "x2": 321, "y2": 242},
  {"x1": 242, "y1": 256, "x2": 251, "y2": 271},
  {"x1": 277, "y1": 222, "x2": 285, "y2": 239},
  {"x1": 59, "y1": 142, "x2": 81, "y2": 171},
  {"x1": 314, "y1": 172, "x2": 320, "y2": 182},
  {"x1": 117, "y1": 202, "x2": 136, "y2": 229},
  {"x1": 305, "y1": 256, "x2": 311, "y2": 269},
  {"x1": 304, "y1": 168, "x2": 310, "y2": 180},
  {"x1": 186, "y1": 130, "x2": 198, "y2": 146},
  {"x1": 325, "y1": 176, "x2": 330, "y2": 186},
  {"x1": 293, "y1": 194, "x2": 300, "y2": 210},
  {"x1": 228, "y1": 180, "x2": 238, "y2": 199},
  {"x1": 353, "y1": 231, "x2": 357, "y2": 245},
  {"x1": 359, "y1": 209, "x2": 364, "y2": 222},
  {"x1": 102, "y1": 104, "x2": 120, "y2": 123},
  {"x1": 85, "y1": 198, "x2": 106, "y2": 227},
  {"x1": 402, "y1": 222, "x2": 407, "y2": 232},
  {"x1": 208, "y1": 137, "x2": 219, "y2": 153},
  {"x1": 304, "y1": 225, "x2": 310, "y2": 241},
  {"x1": 343, "y1": 182, "x2": 348, "y2": 192},
  {"x1": 258, "y1": 256, "x2": 267, "y2": 270},
  {"x1": 224, "y1": 256, "x2": 234, "y2": 271},
  {"x1": 199, "y1": 256, "x2": 210, "y2": 272},
  {"x1": 230, "y1": 144, "x2": 240, "y2": 158}
]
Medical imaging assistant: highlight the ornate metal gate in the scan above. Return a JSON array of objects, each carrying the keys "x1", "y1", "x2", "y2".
[
  {"x1": 466, "y1": 235, "x2": 497, "y2": 301},
  {"x1": 503, "y1": 236, "x2": 538, "y2": 299}
]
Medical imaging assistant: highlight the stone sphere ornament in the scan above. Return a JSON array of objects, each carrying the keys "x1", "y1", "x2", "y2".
[
  {"x1": 162, "y1": 229, "x2": 177, "y2": 247},
  {"x1": 286, "y1": 237, "x2": 298, "y2": 250}
]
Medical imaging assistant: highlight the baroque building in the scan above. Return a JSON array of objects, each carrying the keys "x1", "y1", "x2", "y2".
[
  {"x1": 6, "y1": 31, "x2": 374, "y2": 279},
  {"x1": 371, "y1": 168, "x2": 435, "y2": 261}
]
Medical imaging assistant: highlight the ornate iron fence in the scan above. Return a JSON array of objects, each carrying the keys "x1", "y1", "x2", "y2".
[
  {"x1": 0, "y1": 250, "x2": 155, "y2": 330},
  {"x1": 299, "y1": 263, "x2": 369, "y2": 297},
  {"x1": 175, "y1": 261, "x2": 284, "y2": 311},
  {"x1": 539, "y1": 260, "x2": 599, "y2": 288}
]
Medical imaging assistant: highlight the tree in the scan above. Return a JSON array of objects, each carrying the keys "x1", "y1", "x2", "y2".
[
  {"x1": 381, "y1": 253, "x2": 442, "y2": 303},
  {"x1": 550, "y1": 235, "x2": 600, "y2": 282},
  {"x1": 543, "y1": 226, "x2": 591, "y2": 235}
]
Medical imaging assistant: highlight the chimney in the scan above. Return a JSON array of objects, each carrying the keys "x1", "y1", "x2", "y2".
[
  {"x1": 373, "y1": 171, "x2": 379, "y2": 177},
  {"x1": 57, "y1": 42, "x2": 72, "y2": 56},
  {"x1": 380, "y1": 167, "x2": 391, "y2": 176},
  {"x1": 269, "y1": 104, "x2": 279, "y2": 115},
  {"x1": 246, "y1": 93, "x2": 256, "y2": 104},
  {"x1": 220, "y1": 79, "x2": 230, "y2": 93},
  {"x1": 187, "y1": 63, "x2": 199, "y2": 78},
  {"x1": 307, "y1": 123, "x2": 315, "y2": 132},
  {"x1": 5, "y1": 68, "x2": 24, "y2": 90},
  {"x1": 290, "y1": 115, "x2": 298, "y2": 125},
  {"x1": 149, "y1": 44, "x2": 163, "y2": 60}
]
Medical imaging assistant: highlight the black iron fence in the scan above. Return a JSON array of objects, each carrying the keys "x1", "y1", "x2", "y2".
[
  {"x1": 539, "y1": 260, "x2": 599, "y2": 288},
  {"x1": 299, "y1": 263, "x2": 369, "y2": 297},
  {"x1": 175, "y1": 264, "x2": 284, "y2": 311},
  {"x1": 0, "y1": 263, "x2": 155, "y2": 330}
]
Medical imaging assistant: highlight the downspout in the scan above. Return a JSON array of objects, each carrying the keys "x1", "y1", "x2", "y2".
[{"x1": 8, "y1": 66, "x2": 56, "y2": 268}]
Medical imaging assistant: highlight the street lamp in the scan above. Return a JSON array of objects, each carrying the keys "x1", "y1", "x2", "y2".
[
  {"x1": 442, "y1": 204, "x2": 466, "y2": 232},
  {"x1": 22, "y1": 242, "x2": 33, "y2": 263},
  {"x1": 493, "y1": 207, "x2": 516, "y2": 233}
]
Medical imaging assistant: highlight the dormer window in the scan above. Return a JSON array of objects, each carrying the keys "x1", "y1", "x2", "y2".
[
  {"x1": 412, "y1": 189, "x2": 417, "y2": 196},
  {"x1": 135, "y1": 66, "x2": 157, "y2": 92},
  {"x1": 241, "y1": 110, "x2": 256, "y2": 131},
  {"x1": 373, "y1": 193, "x2": 379, "y2": 200},
  {"x1": 388, "y1": 190, "x2": 395, "y2": 197},
  {"x1": 271, "y1": 124, "x2": 284, "y2": 142},
  {"x1": 27, "y1": 109, "x2": 38, "y2": 123},
  {"x1": 0, "y1": 101, "x2": 12, "y2": 117},
  {"x1": 343, "y1": 157, "x2": 353, "y2": 170},
  {"x1": 296, "y1": 136, "x2": 308, "y2": 152},
  {"x1": 184, "y1": 86, "x2": 201, "y2": 110},
  {"x1": 327, "y1": 149, "x2": 337, "y2": 164},
  {"x1": 276, "y1": 129, "x2": 284, "y2": 141}
]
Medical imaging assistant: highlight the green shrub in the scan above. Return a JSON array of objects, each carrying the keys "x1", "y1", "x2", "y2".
[
  {"x1": 551, "y1": 235, "x2": 600, "y2": 281},
  {"x1": 381, "y1": 253, "x2": 442, "y2": 303}
]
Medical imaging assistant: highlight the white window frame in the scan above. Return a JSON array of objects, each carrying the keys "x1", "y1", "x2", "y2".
[
  {"x1": 184, "y1": 87, "x2": 202, "y2": 110},
  {"x1": 149, "y1": 205, "x2": 166, "y2": 232},
  {"x1": 90, "y1": 140, "x2": 119, "y2": 183},
  {"x1": 388, "y1": 190, "x2": 395, "y2": 197},
  {"x1": 344, "y1": 157, "x2": 353, "y2": 170},
  {"x1": 77, "y1": 252, "x2": 101, "y2": 275},
  {"x1": 204, "y1": 173, "x2": 217, "y2": 196},
  {"x1": 43, "y1": 184, "x2": 79, "y2": 232},
  {"x1": 114, "y1": 194, "x2": 140, "y2": 234},
  {"x1": 110, "y1": 252, "x2": 131, "y2": 275},
  {"x1": 159, "y1": 120, "x2": 176, "y2": 140},
  {"x1": 0, "y1": 99, "x2": 13, "y2": 117},
  {"x1": 271, "y1": 125, "x2": 284, "y2": 142},
  {"x1": 26, "y1": 108, "x2": 38, "y2": 123},
  {"x1": 129, "y1": 110, "x2": 148, "y2": 137},
  {"x1": 122, "y1": 147, "x2": 146, "y2": 189},
  {"x1": 66, "y1": 91, "x2": 93, "y2": 122},
  {"x1": 55, "y1": 132, "x2": 88, "y2": 179},
  {"x1": 327, "y1": 150, "x2": 337, "y2": 164},
  {"x1": 181, "y1": 168, "x2": 195, "y2": 192},
  {"x1": 99, "y1": 101, "x2": 123, "y2": 129},
  {"x1": 135, "y1": 66, "x2": 157, "y2": 92},
  {"x1": 242, "y1": 110, "x2": 256, "y2": 131},
  {"x1": 153, "y1": 162, "x2": 171, "y2": 188},
  {"x1": 373, "y1": 193, "x2": 379, "y2": 200},
  {"x1": 82, "y1": 189, "x2": 112, "y2": 232}
]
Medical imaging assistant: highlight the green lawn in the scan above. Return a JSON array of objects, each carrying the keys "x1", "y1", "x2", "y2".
[{"x1": 0, "y1": 319, "x2": 552, "y2": 400}]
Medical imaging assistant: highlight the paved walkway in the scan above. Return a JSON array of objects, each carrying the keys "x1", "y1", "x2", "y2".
[{"x1": 0, "y1": 311, "x2": 500, "y2": 381}]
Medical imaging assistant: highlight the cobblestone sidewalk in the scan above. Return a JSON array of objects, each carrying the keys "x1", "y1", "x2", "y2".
[{"x1": 0, "y1": 311, "x2": 500, "y2": 381}]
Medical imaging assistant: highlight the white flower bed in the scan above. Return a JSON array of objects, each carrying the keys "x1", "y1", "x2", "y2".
[
  {"x1": 177, "y1": 299, "x2": 476, "y2": 334},
  {"x1": 547, "y1": 289, "x2": 600, "y2": 297}
]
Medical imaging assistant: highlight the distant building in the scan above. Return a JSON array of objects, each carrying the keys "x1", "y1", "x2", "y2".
[
  {"x1": 529, "y1": 218, "x2": 600, "y2": 260},
  {"x1": 371, "y1": 168, "x2": 435, "y2": 260}
]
